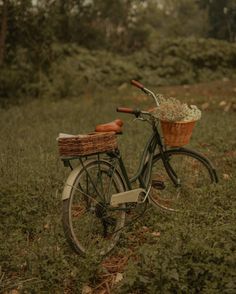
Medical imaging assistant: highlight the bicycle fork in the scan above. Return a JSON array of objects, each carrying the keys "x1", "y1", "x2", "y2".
[{"x1": 161, "y1": 150, "x2": 181, "y2": 187}]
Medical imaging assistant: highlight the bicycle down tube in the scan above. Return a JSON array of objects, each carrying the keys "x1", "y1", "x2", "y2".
[{"x1": 113, "y1": 123, "x2": 180, "y2": 193}]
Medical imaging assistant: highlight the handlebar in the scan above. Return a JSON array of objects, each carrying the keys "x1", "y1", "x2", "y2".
[
  {"x1": 130, "y1": 80, "x2": 160, "y2": 107},
  {"x1": 117, "y1": 107, "x2": 150, "y2": 117},
  {"x1": 131, "y1": 80, "x2": 144, "y2": 90},
  {"x1": 116, "y1": 80, "x2": 160, "y2": 119},
  {"x1": 131, "y1": 80, "x2": 149, "y2": 94},
  {"x1": 117, "y1": 107, "x2": 141, "y2": 117}
]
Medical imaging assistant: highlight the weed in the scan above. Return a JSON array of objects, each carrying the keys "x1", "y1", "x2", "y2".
[{"x1": 0, "y1": 81, "x2": 235, "y2": 292}]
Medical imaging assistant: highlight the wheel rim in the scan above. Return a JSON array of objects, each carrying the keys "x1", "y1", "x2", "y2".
[
  {"x1": 149, "y1": 152, "x2": 214, "y2": 211},
  {"x1": 69, "y1": 162, "x2": 125, "y2": 255}
]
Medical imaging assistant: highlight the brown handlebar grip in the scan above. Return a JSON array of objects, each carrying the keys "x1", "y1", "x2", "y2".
[
  {"x1": 131, "y1": 80, "x2": 144, "y2": 89},
  {"x1": 117, "y1": 107, "x2": 135, "y2": 114}
]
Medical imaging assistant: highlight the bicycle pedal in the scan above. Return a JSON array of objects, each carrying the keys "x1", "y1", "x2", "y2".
[{"x1": 151, "y1": 180, "x2": 165, "y2": 190}]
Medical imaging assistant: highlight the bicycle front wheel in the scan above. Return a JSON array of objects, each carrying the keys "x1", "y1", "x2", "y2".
[
  {"x1": 62, "y1": 159, "x2": 126, "y2": 256},
  {"x1": 148, "y1": 148, "x2": 218, "y2": 212}
]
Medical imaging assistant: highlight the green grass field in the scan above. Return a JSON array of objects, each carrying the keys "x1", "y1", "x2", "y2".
[{"x1": 0, "y1": 80, "x2": 236, "y2": 293}]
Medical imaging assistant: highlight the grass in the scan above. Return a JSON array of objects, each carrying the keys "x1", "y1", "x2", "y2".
[{"x1": 0, "y1": 80, "x2": 236, "y2": 293}]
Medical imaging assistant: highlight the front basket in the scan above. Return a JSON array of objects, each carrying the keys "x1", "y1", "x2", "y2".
[
  {"x1": 160, "y1": 120, "x2": 196, "y2": 147},
  {"x1": 58, "y1": 132, "x2": 118, "y2": 157}
]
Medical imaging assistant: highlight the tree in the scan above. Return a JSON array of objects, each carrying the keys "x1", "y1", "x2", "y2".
[
  {"x1": 0, "y1": 0, "x2": 8, "y2": 66},
  {"x1": 139, "y1": 0, "x2": 208, "y2": 40},
  {"x1": 224, "y1": 0, "x2": 236, "y2": 42},
  {"x1": 197, "y1": 0, "x2": 236, "y2": 41}
]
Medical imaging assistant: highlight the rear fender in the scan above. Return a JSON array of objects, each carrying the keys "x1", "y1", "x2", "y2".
[
  {"x1": 62, "y1": 159, "x2": 96, "y2": 200},
  {"x1": 61, "y1": 159, "x2": 126, "y2": 200},
  {"x1": 62, "y1": 165, "x2": 84, "y2": 200}
]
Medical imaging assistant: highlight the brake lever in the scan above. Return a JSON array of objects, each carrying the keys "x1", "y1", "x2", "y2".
[{"x1": 133, "y1": 116, "x2": 146, "y2": 122}]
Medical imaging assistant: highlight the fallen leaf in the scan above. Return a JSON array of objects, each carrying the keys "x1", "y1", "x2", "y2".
[
  {"x1": 82, "y1": 285, "x2": 93, "y2": 294},
  {"x1": 10, "y1": 290, "x2": 20, "y2": 294},
  {"x1": 224, "y1": 151, "x2": 236, "y2": 158},
  {"x1": 44, "y1": 223, "x2": 50, "y2": 230},
  {"x1": 219, "y1": 100, "x2": 227, "y2": 107},
  {"x1": 118, "y1": 83, "x2": 128, "y2": 91},
  {"x1": 199, "y1": 142, "x2": 211, "y2": 148},
  {"x1": 151, "y1": 232, "x2": 161, "y2": 237},
  {"x1": 224, "y1": 103, "x2": 232, "y2": 112},
  {"x1": 201, "y1": 102, "x2": 210, "y2": 110},
  {"x1": 114, "y1": 273, "x2": 123, "y2": 284},
  {"x1": 142, "y1": 226, "x2": 149, "y2": 232},
  {"x1": 97, "y1": 289, "x2": 106, "y2": 294},
  {"x1": 223, "y1": 173, "x2": 230, "y2": 180},
  {"x1": 222, "y1": 77, "x2": 229, "y2": 82}
]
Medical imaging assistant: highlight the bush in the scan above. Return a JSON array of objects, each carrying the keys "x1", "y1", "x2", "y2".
[
  {"x1": 134, "y1": 38, "x2": 236, "y2": 85},
  {"x1": 1, "y1": 38, "x2": 236, "y2": 106}
]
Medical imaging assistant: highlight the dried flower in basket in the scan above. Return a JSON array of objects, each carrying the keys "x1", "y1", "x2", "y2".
[{"x1": 153, "y1": 95, "x2": 202, "y2": 122}]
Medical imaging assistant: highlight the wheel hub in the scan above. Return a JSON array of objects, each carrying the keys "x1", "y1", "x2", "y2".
[
  {"x1": 152, "y1": 179, "x2": 166, "y2": 190},
  {"x1": 95, "y1": 203, "x2": 107, "y2": 218}
]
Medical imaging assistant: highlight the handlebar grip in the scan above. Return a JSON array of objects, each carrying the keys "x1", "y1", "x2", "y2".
[
  {"x1": 131, "y1": 80, "x2": 144, "y2": 89},
  {"x1": 117, "y1": 107, "x2": 136, "y2": 114}
]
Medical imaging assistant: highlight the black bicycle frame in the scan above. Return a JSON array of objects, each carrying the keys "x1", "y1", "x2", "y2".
[
  {"x1": 111, "y1": 122, "x2": 180, "y2": 192},
  {"x1": 61, "y1": 121, "x2": 181, "y2": 194}
]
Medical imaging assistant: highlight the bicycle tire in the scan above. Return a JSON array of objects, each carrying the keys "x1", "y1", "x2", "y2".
[
  {"x1": 62, "y1": 159, "x2": 126, "y2": 256},
  {"x1": 147, "y1": 148, "x2": 218, "y2": 212}
]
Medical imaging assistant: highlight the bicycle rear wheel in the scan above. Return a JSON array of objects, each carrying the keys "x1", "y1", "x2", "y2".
[
  {"x1": 148, "y1": 148, "x2": 218, "y2": 212},
  {"x1": 62, "y1": 159, "x2": 126, "y2": 256}
]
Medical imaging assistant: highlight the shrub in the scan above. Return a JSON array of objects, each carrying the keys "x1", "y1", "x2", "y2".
[{"x1": 1, "y1": 38, "x2": 236, "y2": 106}]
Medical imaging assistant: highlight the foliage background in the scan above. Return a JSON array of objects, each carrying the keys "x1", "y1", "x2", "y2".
[{"x1": 0, "y1": 0, "x2": 236, "y2": 106}]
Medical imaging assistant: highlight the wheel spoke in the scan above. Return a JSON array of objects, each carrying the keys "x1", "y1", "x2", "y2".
[
  {"x1": 149, "y1": 149, "x2": 216, "y2": 211},
  {"x1": 62, "y1": 160, "x2": 126, "y2": 256}
]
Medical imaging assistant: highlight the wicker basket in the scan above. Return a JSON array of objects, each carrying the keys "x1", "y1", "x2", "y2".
[
  {"x1": 160, "y1": 120, "x2": 196, "y2": 147},
  {"x1": 58, "y1": 132, "x2": 118, "y2": 157}
]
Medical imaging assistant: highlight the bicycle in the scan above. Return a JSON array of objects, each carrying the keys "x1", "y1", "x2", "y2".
[{"x1": 60, "y1": 80, "x2": 218, "y2": 256}]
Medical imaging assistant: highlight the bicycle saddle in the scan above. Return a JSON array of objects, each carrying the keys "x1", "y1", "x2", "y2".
[{"x1": 95, "y1": 119, "x2": 123, "y2": 134}]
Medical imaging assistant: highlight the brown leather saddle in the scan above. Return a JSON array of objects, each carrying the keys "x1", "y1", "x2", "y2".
[{"x1": 95, "y1": 119, "x2": 123, "y2": 134}]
